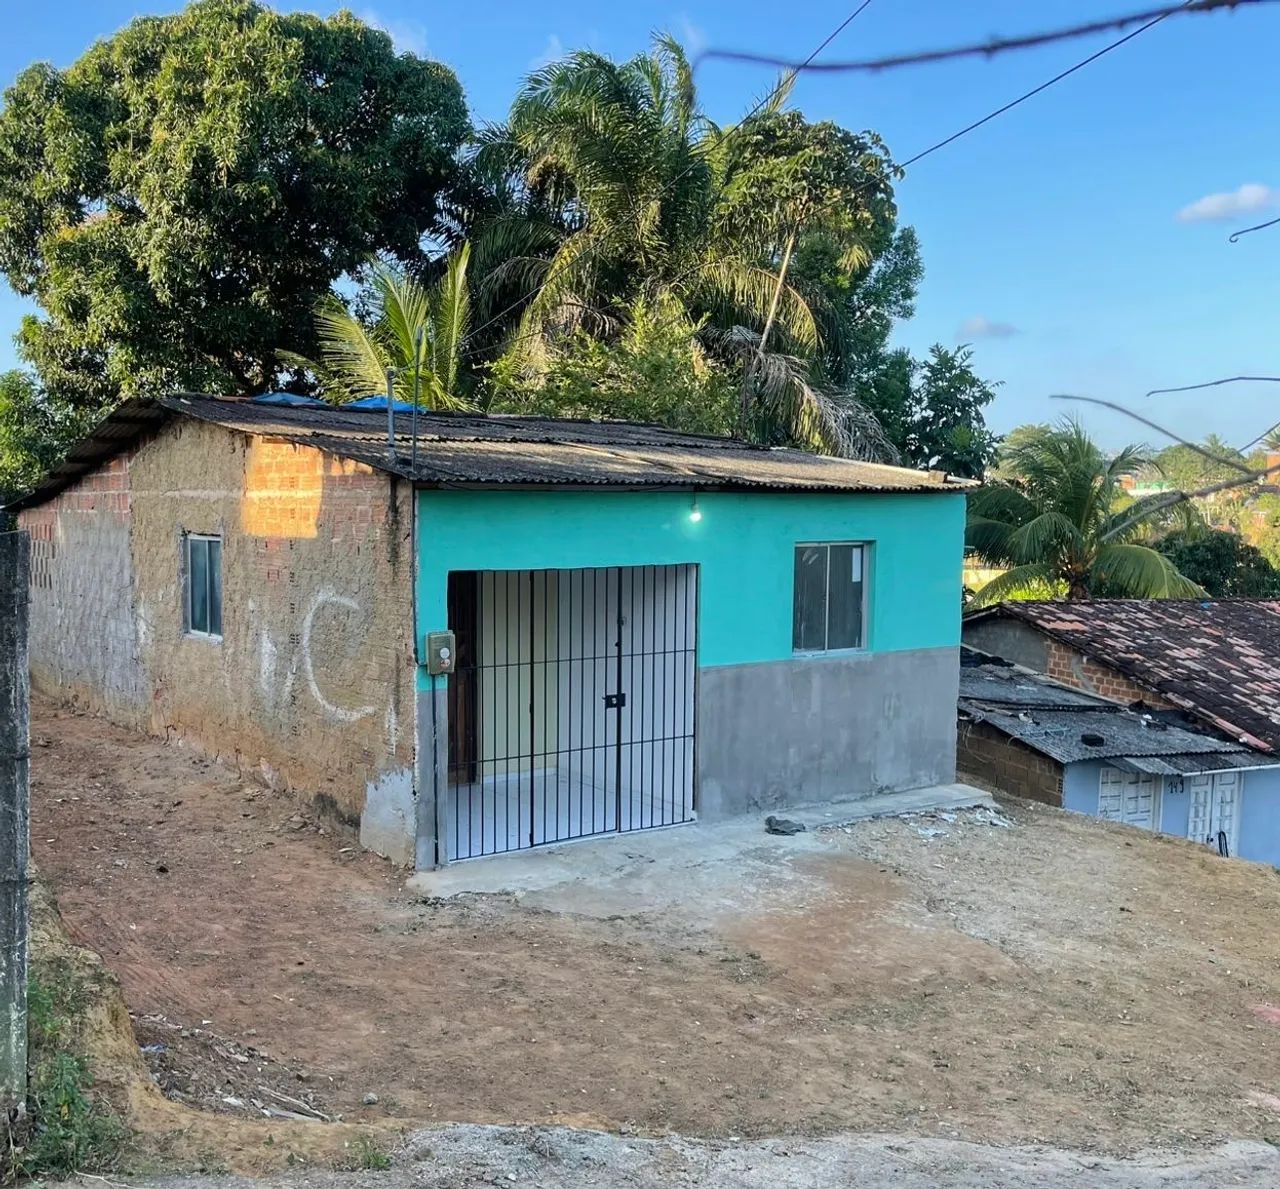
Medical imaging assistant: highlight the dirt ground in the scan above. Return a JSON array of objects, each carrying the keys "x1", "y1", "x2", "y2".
[{"x1": 29, "y1": 696, "x2": 1280, "y2": 1159}]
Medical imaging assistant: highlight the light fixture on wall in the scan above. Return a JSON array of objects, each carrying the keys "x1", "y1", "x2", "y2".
[{"x1": 689, "y1": 496, "x2": 702, "y2": 523}]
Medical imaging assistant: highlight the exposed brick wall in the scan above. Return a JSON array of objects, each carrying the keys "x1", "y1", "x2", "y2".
[
  {"x1": 1043, "y1": 639, "x2": 1175, "y2": 708},
  {"x1": 19, "y1": 418, "x2": 417, "y2": 863},
  {"x1": 957, "y1": 719, "x2": 1064, "y2": 807}
]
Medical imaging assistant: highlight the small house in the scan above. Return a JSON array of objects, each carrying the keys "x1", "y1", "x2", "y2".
[
  {"x1": 10, "y1": 394, "x2": 970, "y2": 867},
  {"x1": 963, "y1": 600, "x2": 1280, "y2": 862}
]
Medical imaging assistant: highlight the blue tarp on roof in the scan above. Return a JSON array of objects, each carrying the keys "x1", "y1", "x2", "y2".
[
  {"x1": 346, "y1": 395, "x2": 417, "y2": 412},
  {"x1": 251, "y1": 392, "x2": 328, "y2": 408}
]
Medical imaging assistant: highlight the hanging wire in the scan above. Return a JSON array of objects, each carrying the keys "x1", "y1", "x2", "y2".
[{"x1": 693, "y1": 0, "x2": 1270, "y2": 76}]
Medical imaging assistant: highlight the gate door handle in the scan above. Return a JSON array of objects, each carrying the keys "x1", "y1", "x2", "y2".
[{"x1": 603, "y1": 693, "x2": 626, "y2": 709}]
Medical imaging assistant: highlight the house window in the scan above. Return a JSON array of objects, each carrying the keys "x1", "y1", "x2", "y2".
[
  {"x1": 183, "y1": 533, "x2": 223, "y2": 638},
  {"x1": 793, "y1": 542, "x2": 867, "y2": 652}
]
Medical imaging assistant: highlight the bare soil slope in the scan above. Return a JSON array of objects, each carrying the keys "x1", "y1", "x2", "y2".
[{"x1": 31, "y1": 698, "x2": 1280, "y2": 1155}]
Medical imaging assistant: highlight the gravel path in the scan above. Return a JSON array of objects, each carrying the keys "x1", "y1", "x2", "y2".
[{"x1": 118, "y1": 1125, "x2": 1280, "y2": 1188}]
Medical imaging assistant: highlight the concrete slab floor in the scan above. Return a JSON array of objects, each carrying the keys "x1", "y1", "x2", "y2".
[{"x1": 407, "y1": 781, "x2": 995, "y2": 919}]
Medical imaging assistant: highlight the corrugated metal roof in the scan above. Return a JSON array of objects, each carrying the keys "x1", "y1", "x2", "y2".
[
  {"x1": 963, "y1": 705, "x2": 1247, "y2": 764},
  {"x1": 1110, "y1": 753, "x2": 1275, "y2": 776},
  {"x1": 958, "y1": 649, "x2": 1261, "y2": 766},
  {"x1": 5, "y1": 393, "x2": 973, "y2": 513},
  {"x1": 959, "y1": 658, "x2": 1112, "y2": 711}
]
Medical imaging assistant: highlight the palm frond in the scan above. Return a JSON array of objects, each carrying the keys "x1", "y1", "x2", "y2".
[
  {"x1": 1006, "y1": 510, "x2": 1083, "y2": 567},
  {"x1": 968, "y1": 564, "x2": 1061, "y2": 608},
  {"x1": 697, "y1": 258, "x2": 819, "y2": 352},
  {"x1": 312, "y1": 294, "x2": 389, "y2": 403},
  {"x1": 1091, "y1": 543, "x2": 1205, "y2": 599},
  {"x1": 429, "y1": 243, "x2": 471, "y2": 406}
]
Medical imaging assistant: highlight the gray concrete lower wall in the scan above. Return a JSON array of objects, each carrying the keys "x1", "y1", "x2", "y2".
[
  {"x1": 415, "y1": 682, "x2": 449, "y2": 870},
  {"x1": 695, "y1": 647, "x2": 959, "y2": 820}
]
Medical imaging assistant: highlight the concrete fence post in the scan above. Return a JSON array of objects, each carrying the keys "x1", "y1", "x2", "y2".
[{"x1": 0, "y1": 531, "x2": 30, "y2": 1115}]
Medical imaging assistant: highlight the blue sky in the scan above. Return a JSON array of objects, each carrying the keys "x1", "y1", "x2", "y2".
[{"x1": 2, "y1": 0, "x2": 1278, "y2": 449}]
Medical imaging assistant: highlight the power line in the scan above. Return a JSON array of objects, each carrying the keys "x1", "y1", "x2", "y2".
[
  {"x1": 1147, "y1": 375, "x2": 1280, "y2": 397},
  {"x1": 1230, "y1": 213, "x2": 1280, "y2": 242},
  {"x1": 459, "y1": 1, "x2": 880, "y2": 354},
  {"x1": 694, "y1": 0, "x2": 1269, "y2": 76},
  {"x1": 1050, "y1": 392, "x2": 1280, "y2": 516},
  {"x1": 1051, "y1": 393, "x2": 1255, "y2": 475},
  {"x1": 899, "y1": 0, "x2": 1195, "y2": 168},
  {"x1": 460, "y1": 0, "x2": 1271, "y2": 367}
]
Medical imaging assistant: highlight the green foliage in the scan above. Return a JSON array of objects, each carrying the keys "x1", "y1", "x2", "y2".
[
  {"x1": 295, "y1": 246, "x2": 475, "y2": 409},
  {"x1": 0, "y1": 0, "x2": 469, "y2": 404},
  {"x1": 994, "y1": 423, "x2": 1053, "y2": 478},
  {"x1": 792, "y1": 207, "x2": 999, "y2": 475},
  {"x1": 491, "y1": 294, "x2": 736, "y2": 435},
  {"x1": 860, "y1": 344, "x2": 1000, "y2": 479},
  {"x1": 967, "y1": 419, "x2": 1204, "y2": 604},
  {"x1": 0, "y1": 370, "x2": 90, "y2": 513},
  {"x1": 12, "y1": 965, "x2": 125, "y2": 1182},
  {"x1": 1247, "y1": 492, "x2": 1280, "y2": 568},
  {"x1": 349, "y1": 1135, "x2": 392, "y2": 1171},
  {"x1": 1154, "y1": 435, "x2": 1246, "y2": 493},
  {"x1": 0, "y1": 18, "x2": 1003, "y2": 475},
  {"x1": 1156, "y1": 528, "x2": 1280, "y2": 597},
  {"x1": 471, "y1": 35, "x2": 909, "y2": 458}
]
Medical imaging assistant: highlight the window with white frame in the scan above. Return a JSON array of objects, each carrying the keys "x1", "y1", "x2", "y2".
[
  {"x1": 793, "y1": 542, "x2": 867, "y2": 652},
  {"x1": 183, "y1": 533, "x2": 223, "y2": 638}
]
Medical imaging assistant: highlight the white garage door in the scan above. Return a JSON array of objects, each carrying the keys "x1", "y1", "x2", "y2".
[{"x1": 1098, "y1": 767, "x2": 1159, "y2": 830}]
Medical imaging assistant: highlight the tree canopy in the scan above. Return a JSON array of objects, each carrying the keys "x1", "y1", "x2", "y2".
[
  {"x1": 1155, "y1": 527, "x2": 1280, "y2": 598},
  {"x1": 966, "y1": 420, "x2": 1203, "y2": 604},
  {"x1": 0, "y1": 0, "x2": 469, "y2": 403},
  {"x1": 0, "y1": 14, "x2": 1007, "y2": 503},
  {"x1": 0, "y1": 371, "x2": 88, "y2": 516}
]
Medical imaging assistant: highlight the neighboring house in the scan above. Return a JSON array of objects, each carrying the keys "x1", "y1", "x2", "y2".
[
  {"x1": 963, "y1": 599, "x2": 1280, "y2": 863},
  {"x1": 9, "y1": 393, "x2": 971, "y2": 868},
  {"x1": 958, "y1": 648, "x2": 1280, "y2": 861}
]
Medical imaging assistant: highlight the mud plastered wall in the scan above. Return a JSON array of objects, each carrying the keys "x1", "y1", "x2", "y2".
[{"x1": 23, "y1": 418, "x2": 417, "y2": 864}]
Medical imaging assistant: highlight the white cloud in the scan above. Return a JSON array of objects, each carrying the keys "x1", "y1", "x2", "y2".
[
  {"x1": 357, "y1": 9, "x2": 428, "y2": 57},
  {"x1": 958, "y1": 315, "x2": 1019, "y2": 340},
  {"x1": 530, "y1": 34, "x2": 566, "y2": 70},
  {"x1": 1176, "y1": 183, "x2": 1278, "y2": 224}
]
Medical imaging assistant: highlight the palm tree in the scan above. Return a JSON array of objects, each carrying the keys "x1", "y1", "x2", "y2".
[
  {"x1": 967, "y1": 421, "x2": 1204, "y2": 605},
  {"x1": 301, "y1": 246, "x2": 474, "y2": 409},
  {"x1": 469, "y1": 36, "x2": 894, "y2": 458}
]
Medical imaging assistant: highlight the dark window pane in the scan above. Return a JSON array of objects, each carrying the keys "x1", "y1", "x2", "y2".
[
  {"x1": 826, "y1": 544, "x2": 865, "y2": 650},
  {"x1": 793, "y1": 545, "x2": 828, "y2": 651},
  {"x1": 208, "y1": 538, "x2": 223, "y2": 636},
  {"x1": 189, "y1": 538, "x2": 209, "y2": 633}
]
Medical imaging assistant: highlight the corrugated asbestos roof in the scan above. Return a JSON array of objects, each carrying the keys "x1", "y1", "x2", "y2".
[
  {"x1": 1111, "y1": 753, "x2": 1270, "y2": 776},
  {"x1": 958, "y1": 648, "x2": 1270, "y2": 770},
  {"x1": 964, "y1": 599, "x2": 1280, "y2": 753},
  {"x1": 5, "y1": 393, "x2": 973, "y2": 512}
]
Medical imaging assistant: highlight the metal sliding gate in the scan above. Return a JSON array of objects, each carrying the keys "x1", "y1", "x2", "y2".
[{"x1": 445, "y1": 565, "x2": 698, "y2": 860}]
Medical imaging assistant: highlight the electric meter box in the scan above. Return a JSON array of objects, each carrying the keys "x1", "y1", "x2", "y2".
[{"x1": 425, "y1": 630, "x2": 456, "y2": 675}]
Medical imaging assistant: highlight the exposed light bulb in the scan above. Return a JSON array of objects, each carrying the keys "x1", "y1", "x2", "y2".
[{"x1": 689, "y1": 496, "x2": 702, "y2": 523}]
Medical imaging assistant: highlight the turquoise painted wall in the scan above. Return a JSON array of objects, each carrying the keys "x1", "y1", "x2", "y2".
[{"x1": 415, "y1": 489, "x2": 965, "y2": 672}]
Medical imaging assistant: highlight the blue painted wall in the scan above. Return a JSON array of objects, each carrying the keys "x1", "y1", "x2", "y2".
[
  {"x1": 415, "y1": 489, "x2": 966, "y2": 675},
  {"x1": 1160, "y1": 779, "x2": 1191, "y2": 839},
  {"x1": 1238, "y1": 768, "x2": 1280, "y2": 866},
  {"x1": 1062, "y1": 759, "x2": 1280, "y2": 866},
  {"x1": 1062, "y1": 759, "x2": 1105, "y2": 815}
]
